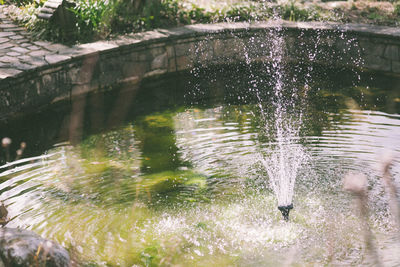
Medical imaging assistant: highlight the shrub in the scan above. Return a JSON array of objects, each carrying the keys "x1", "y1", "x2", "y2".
[
  {"x1": 10, "y1": 0, "x2": 323, "y2": 43},
  {"x1": 394, "y1": 2, "x2": 400, "y2": 16},
  {"x1": 280, "y1": 1, "x2": 319, "y2": 21},
  {"x1": 69, "y1": 0, "x2": 114, "y2": 41},
  {"x1": 4, "y1": 0, "x2": 45, "y2": 7}
]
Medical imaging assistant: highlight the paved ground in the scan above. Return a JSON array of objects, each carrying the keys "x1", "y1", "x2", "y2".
[{"x1": 0, "y1": 5, "x2": 69, "y2": 79}]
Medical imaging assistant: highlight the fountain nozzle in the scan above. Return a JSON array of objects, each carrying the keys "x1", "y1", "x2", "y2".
[{"x1": 278, "y1": 204, "x2": 293, "y2": 221}]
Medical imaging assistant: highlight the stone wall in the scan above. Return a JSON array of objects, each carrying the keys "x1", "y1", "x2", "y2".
[{"x1": 1, "y1": 21, "x2": 400, "y2": 120}]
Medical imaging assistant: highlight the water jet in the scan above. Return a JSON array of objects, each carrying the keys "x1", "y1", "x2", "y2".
[{"x1": 278, "y1": 204, "x2": 293, "y2": 221}]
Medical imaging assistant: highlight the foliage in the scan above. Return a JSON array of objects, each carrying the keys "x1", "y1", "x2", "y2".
[
  {"x1": 280, "y1": 1, "x2": 320, "y2": 22},
  {"x1": 112, "y1": 0, "x2": 168, "y2": 33},
  {"x1": 9, "y1": 0, "x2": 269, "y2": 43},
  {"x1": 9, "y1": 0, "x2": 394, "y2": 43},
  {"x1": 4, "y1": 0, "x2": 45, "y2": 7},
  {"x1": 357, "y1": 5, "x2": 398, "y2": 25},
  {"x1": 395, "y1": 2, "x2": 400, "y2": 16},
  {"x1": 69, "y1": 0, "x2": 113, "y2": 41}
]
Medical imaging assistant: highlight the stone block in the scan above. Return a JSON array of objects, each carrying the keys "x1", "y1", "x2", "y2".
[
  {"x1": 0, "y1": 56, "x2": 19, "y2": 63},
  {"x1": 27, "y1": 45, "x2": 40, "y2": 51},
  {"x1": 176, "y1": 55, "x2": 194, "y2": 71},
  {"x1": 9, "y1": 35, "x2": 23, "y2": 40},
  {"x1": 7, "y1": 52, "x2": 21, "y2": 57},
  {"x1": 149, "y1": 45, "x2": 165, "y2": 58},
  {"x1": 332, "y1": 37, "x2": 352, "y2": 53},
  {"x1": 45, "y1": 43, "x2": 70, "y2": 52},
  {"x1": 187, "y1": 23, "x2": 225, "y2": 34},
  {"x1": 383, "y1": 45, "x2": 399, "y2": 61},
  {"x1": 125, "y1": 51, "x2": 139, "y2": 61},
  {"x1": 33, "y1": 41, "x2": 52, "y2": 47},
  {"x1": 166, "y1": 45, "x2": 175, "y2": 59},
  {"x1": 68, "y1": 65, "x2": 91, "y2": 85},
  {"x1": 242, "y1": 35, "x2": 270, "y2": 59},
  {"x1": 284, "y1": 34, "x2": 297, "y2": 50},
  {"x1": 99, "y1": 70, "x2": 120, "y2": 87},
  {"x1": 363, "y1": 55, "x2": 391, "y2": 72},
  {"x1": 15, "y1": 38, "x2": 29, "y2": 44},
  {"x1": 122, "y1": 61, "x2": 149, "y2": 79},
  {"x1": 138, "y1": 51, "x2": 150, "y2": 61},
  {"x1": 174, "y1": 42, "x2": 194, "y2": 57},
  {"x1": 0, "y1": 68, "x2": 22, "y2": 79},
  {"x1": 0, "y1": 43, "x2": 13, "y2": 50},
  {"x1": 320, "y1": 35, "x2": 336, "y2": 47},
  {"x1": 99, "y1": 55, "x2": 121, "y2": 73},
  {"x1": 0, "y1": 23, "x2": 18, "y2": 29},
  {"x1": 19, "y1": 43, "x2": 30, "y2": 48},
  {"x1": 23, "y1": 57, "x2": 48, "y2": 67},
  {"x1": 134, "y1": 30, "x2": 168, "y2": 42},
  {"x1": 359, "y1": 40, "x2": 386, "y2": 57},
  {"x1": 44, "y1": 54, "x2": 71, "y2": 64},
  {"x1": 12, "y1": 62, "x2": 35, "y2": 70},
  {"x1": 51, "y1": 92, "x2": 70, "y2": 104},
  {"x1": 174, "y1": 37, "x2": 197, "y2": 45},
  {"x1": 29, "y1": 50, "x2": 48, "y2": 57},
  {"x1": 71, "y1": 83, "x2": 92, "y2": 97},
  {"x1": 79, "y1": 41, "x2": 118, "y2": 53},
  {"x1": 40, "y1": 65, "x2": 63, "y2": 75},
  {"x1": 151, "y1": 52, "x2": 167, "y2": 70},
  {"x1": 118, "y1": 76, "x2": 140, "y2": 86},
  {"x1": 193, "y1": 40, "x2": 214, "y2": 64},
  {"x1": 0, "y1": 91, "x2": 10, "y2": 110},
  {"x1": 0, "y1": 32, "x2": 14, "y2": 38},
  {"x1": 144, "y1": 69, "x2": 167, "y2": 78},
  {"x1": 168, "y1": 58, "x2": 176, "y2": 72},
  {"x1": 17, "y1": 55, "x2": 30, "y2": 61},
  {"x1": 41, "y1": 74, "x2": 53, "y2": 92},
  {"x1": 213, "y1": 39, "x2": 227, "y2": 56},
  {"x1": 392, "y1": 61, "x2": 400, "y2": 74}
]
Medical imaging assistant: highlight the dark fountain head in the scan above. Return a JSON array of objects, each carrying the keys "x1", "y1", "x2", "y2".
[{"x1": 278, "y1": 204, "x2": 293, "y2": 221}]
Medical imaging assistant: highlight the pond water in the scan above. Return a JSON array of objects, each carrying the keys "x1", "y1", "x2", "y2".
[{"x1": 0, "y1": 64, "x2": 400, "y2": 266}]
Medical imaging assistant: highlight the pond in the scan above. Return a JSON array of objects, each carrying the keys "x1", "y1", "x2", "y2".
[{"x1": 0, "y1": 63, "x2": 400, "y2": 266}]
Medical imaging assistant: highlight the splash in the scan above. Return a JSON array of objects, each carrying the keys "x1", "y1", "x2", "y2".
[{"x1": 246, "y1": 23, "x2": 310, "y2": 219}]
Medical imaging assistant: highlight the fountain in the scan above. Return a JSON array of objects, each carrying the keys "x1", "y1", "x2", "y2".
[
  {"x1": 278, "y1": 203, "x2": 293, "y2": 221},
  {"x1": 243, "y1": 24, "x2": 311, "y2": 221}
]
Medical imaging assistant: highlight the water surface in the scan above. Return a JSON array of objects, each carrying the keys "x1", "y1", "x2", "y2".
[{"x1": 0, "y1": 65, "x2": 400, "y2": 266}]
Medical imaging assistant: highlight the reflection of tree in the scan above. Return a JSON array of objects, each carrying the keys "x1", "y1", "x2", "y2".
[
  {"x1": 134, "y1": 112, "x2": 189, "y2": 174},
  {"x1": 174, "y1": 105, "x2": 259, "y2": 179},
  {"x1": 303, "y1": 69, "x2": 400, "y2": 137},
  {"x1": 49, "y1": 125, "x2": 143, "y2": 206}
]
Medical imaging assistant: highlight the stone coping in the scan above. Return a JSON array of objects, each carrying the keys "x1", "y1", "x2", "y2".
[
  {"x1": 1, "y1": 20, "x2": 400, "y2": 119},
  {"x1": 1, "y1": 21, "x2": 400, "y2": 81}
]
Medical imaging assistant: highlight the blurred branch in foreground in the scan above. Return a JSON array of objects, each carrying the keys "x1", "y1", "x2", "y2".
[
  {"x1": 1, "y1": 137, "x2": 11, "y2": 163},
  {"x1": 380, "y1": 154, "x2": 400, "y2": 232},
  {"x1": 343, "y1": 172, "x2": 382, "y2": 267}
]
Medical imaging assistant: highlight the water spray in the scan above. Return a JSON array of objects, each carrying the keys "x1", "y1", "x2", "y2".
[{"x1": 278, "y1": 204, "x2": 293, "y2": 221}]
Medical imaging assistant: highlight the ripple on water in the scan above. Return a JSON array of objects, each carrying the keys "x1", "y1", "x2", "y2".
[{"x1": 0, "y1": 100, "x2": 399, "y2": 265}]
